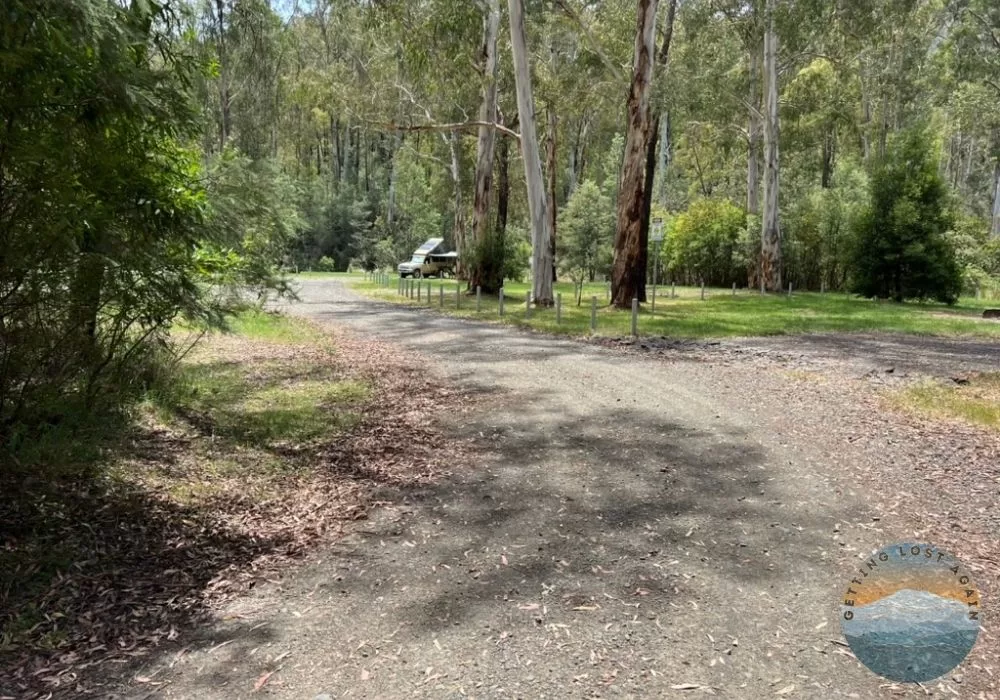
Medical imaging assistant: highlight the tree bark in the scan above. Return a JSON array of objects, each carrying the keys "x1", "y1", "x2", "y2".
[
  {"x1": 447, "y1": 131, "x2": 466, "y2": 277},
  {"x1": 760, "y1": 0, "x2": 782, "y2": 292},
  {"x1": 992, "y1": 160, "x2": 1000, "y2": 238},
  {"x1": 657, "y1": 111, "x2": 671, "y2": 208},
  {"x1": 468, "y1": 0, "x2": 502, "y2": 292},
  {"x1": 821, "y1": 127, "x2": 835, "y2": 188},
  {"x1": 546, "y1": 107, "x2": 558, "y2": 281},
  {"x1": 508, "y1": 0, "x2": 553, "y2": 305},
  {"x1": 747, "y1": 51, "x2": 762, "y2": 215},
  {"x1": 497, "y1": 126, "x2": 511, "y2": 237},
  {"x1": 611, "y1": 0, "x2": 658, "y2": 308},
  {"x1": 653, "y1": 0, "x2": 677, "y2": 211}
]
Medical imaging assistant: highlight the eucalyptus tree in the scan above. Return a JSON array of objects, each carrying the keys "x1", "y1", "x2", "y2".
[
  {"x1": 610, "y1": 0, "x2": 659, "y2": 308},
  {"x1": 509, "y1": 0, "x2": 554, "y2": 305}
]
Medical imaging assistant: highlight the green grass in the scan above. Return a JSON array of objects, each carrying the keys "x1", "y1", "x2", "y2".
[
  {"x1": 227, "y1": 308, "x2": 326, "y2": 343},
  {"x1": 892, "y1": 373, "x2": 1000, "y2": 430},
  {"x1": 351, "y1": 275, "x2": 1000, "y2": 339}
]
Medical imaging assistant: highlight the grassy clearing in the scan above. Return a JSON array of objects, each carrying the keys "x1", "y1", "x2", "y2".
[
  {"x1": 891, "y1": 373, "x2": 1000, "y2": 431},
  {"x1": 346, "y1": 273, "x2": 1000, "y2": 339}
]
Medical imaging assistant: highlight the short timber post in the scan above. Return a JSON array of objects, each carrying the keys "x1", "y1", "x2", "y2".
[
  {"x1": 631, "y1": 298, "x2": 639, "y2": 337},
  {"x1": 732, "y1": 282, "x2": 736, "y2": 296},
  {"x1": 499, "y1": 287, "x2": 505, "y2": 317},
  {"x1": 556, "y1": 293, "x2": 562, "y2": 324},
  {"x1": 439, "y1": 284, "x2": 444, "y2": 308},
  {"x1": 476, "y1": 285, "x2": 482, "y2": 312},
  {"x1": 590, "y1": 296, "x2": 597, "y2": 332}
]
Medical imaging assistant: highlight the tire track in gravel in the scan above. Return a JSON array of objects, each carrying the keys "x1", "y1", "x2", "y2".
[{"x1": 129, "y1": 279, "x2": 997, "y2": 699}]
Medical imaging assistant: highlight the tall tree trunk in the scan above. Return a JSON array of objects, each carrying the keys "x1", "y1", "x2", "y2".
[
  {"x1": 566, "y1": 117, "x2": 588, "y2": 197},
  {"x1": 641, "y1": 0, "x2": 677, "y2": 290},
  {"x1": 508, "y1": 0, "x2": 553, "y2": 305},
  {"x1": 611, "y1": 0, "x2": 658, "y2": 309},
  {"x1": 747, "y1": 51, "x2": 762, "y2": 215},
  {"x1": 821, "y1": 127, "x2": 835, "y2": 188},
  {"x1": 468, "y1": 0, "x2": 502, "y2": 292},
  {"x1": 992, "y1": 161, "x2": 1000, "y2": 239},
  {"x1": 387, "y1": 132, "x2": 401, "y2": 226},
  {"x1": 650, "y1": 0, "x2": 677, "y2": 209},
  {"x1": 657, "y1": 111, "x2": 671, "y2": 208},
  {"x1": 447, "y1": 132, "x2": 466, "y2": 277},
  {"x1": 497, "y1": 126, "x2": 511, "y2": 237},
  {"x1": 546, "y1": 108, "x2": 558, "y2": 282},
  {"x1": 760, "y1": 0, "x2": 782, "y2": 292},
  {"x1": 214, "y1": 0, "x2": 231, "y2": 151}
]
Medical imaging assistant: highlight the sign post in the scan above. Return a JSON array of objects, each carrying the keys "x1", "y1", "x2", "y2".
[{"x1": 651, "y1": 217, "x2": 664, "y2": 313}]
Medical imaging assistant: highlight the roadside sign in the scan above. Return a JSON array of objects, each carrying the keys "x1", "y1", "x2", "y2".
[{"x1": 651, "y1": 217, "x2": 664, "y2": 243}]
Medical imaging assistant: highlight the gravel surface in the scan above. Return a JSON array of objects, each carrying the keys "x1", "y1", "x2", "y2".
[{"x1": 119, "y1": 280, "x2": 1000, "y2": 699}]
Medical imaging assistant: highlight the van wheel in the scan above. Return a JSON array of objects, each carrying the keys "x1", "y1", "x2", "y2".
[{"x1": 414, "y1": 270, "x2": 422, "y2": 279}]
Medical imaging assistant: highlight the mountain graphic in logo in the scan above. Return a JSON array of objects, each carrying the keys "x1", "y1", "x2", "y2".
[{"x1": 841, "y1": 544, "x2": 982, "y2": 684}]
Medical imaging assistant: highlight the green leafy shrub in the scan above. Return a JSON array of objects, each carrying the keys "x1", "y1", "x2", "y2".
[
  {"x1": 663, "y1": 198, "x2": 748, "y2": 287},
  {"x1": 849, "y1": 128, "x2": 962, "y2": 303},
  {"x1": 316, "y1": 256, "x2": 337, "y2": 272}
]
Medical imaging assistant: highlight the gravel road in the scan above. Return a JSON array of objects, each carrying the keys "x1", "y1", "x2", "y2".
[{"x1": 130, "y1": 280, "x2": 999, "y2": 699}]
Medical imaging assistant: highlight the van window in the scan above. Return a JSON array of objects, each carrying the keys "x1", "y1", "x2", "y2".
[{"x1": 410, "y1": 254, "x2": 426, "y2": 264}]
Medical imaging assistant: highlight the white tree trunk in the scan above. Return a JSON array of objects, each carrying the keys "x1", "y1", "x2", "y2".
[
  {"x1": 507, "y1": 0, "x2": 553, "y2": 305},
  {"x1": 747, "y1": 51, "x2": 761, "y2": 215},
  {"x1": 760, "y1": 0, "x2": 781, "y2": 291},
  {"x1": 657, "y1": 111, "x2": 670, "y2": 208}
]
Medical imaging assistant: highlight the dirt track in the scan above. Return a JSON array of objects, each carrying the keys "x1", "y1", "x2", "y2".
[{"x1": 120, "y1": 279, "x2": 1000, "y2": 699}]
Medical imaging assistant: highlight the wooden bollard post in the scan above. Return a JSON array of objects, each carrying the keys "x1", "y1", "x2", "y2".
[
  {"x1": 788, "y1": 282, "x2": 793, "y2": 297},
  {"x1": 499, "y1": 287, "x2": 505, "y2": 317},
  {"x1": 631, "y1": 298, "x2": 639, "y2": 337},
  {"x1": 732, "y1": 282, "x2": 736, "y2": 296},
  {"x1": 821, "y1": 280, "x2": 826, "y2": 295},
  {"x1": 556, "y1": 293, "x2": 562, "y2": 324},
  {"x1": 417, "y1": 280, "x2": 422, "y2": 302},
  {"x1": 671, "y1": 281, "x2": 676, "y2": 299},
  {"x1": 476, "y1": 285, "x2": 482, "y2": 312},
  {"x1": 439, "y1": 284, "x2": 444, "y2": 307},
  {"x1": 607, "y1": 282, "x2": 611, "y2": 302},
  {"x1": 525, "y1": 293, "x2": 532, "y2": 319},
  {"x1": 590, "y1": 296, "x2": 597, "y2": 332},
  {"x1": 456, "y1": 282, "x2": 461, "y2": 309},
  {"x1": 700, "y1": 282, "x2": 706, "y2": 301},
  {"x1": 760, "y1": 278, "x2": 765, "y2": 296}
]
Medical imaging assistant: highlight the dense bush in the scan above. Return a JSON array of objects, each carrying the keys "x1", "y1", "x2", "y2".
[
  {"x1": 662, "y1": 198, "x2": 749, "y2": 287},
  {"x1": 316, "y1": 256, "x2": 338, "y2": 272},
  {"x1": 850, "y1": 129, "x2": 962, "y2": 303},
  {"x1": 784, "y1": 160, "x2": 868, "y2": 291}
]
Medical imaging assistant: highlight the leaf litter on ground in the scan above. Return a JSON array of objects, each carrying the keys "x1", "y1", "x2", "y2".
[{"x1": 0, "y1": 318, "x2": 475, "y2": 699}]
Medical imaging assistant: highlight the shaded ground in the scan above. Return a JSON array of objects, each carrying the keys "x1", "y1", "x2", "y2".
[
  {"x1": 0, "y1": 317, "x2": 469, "y2": 699},
  {"x1": 104, "y1": 280, "x2": 999, "y2": 699}
]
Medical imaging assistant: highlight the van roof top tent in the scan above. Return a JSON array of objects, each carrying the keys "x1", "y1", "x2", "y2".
[{"x1": 413, "y1": 238, "x2": 445, "y2": 256}]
